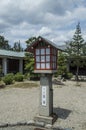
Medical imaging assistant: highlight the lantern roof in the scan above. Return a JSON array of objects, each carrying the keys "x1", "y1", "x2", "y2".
[{"x1": 27, "y1": 36, "x2": 64, "y2": 53}]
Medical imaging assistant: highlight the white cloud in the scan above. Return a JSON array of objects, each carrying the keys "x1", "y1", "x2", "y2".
[
  {"x1": 0, "y1": 0, "x2": 86, "y2": 48},
  {"x1": 39, "y1": 27, "x2": 52, "y2": 35},
  {"x1": 73, "y1": 6, "x2": 86, "y2": 20}
]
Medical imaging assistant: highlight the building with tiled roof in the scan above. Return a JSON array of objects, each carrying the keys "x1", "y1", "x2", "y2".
[{"x1": 0, "y1": 49, "x2": 25, "y2": 75}]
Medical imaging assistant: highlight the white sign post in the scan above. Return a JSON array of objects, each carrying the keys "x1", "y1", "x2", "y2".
[{"x1": 42, "y1": 86, "x2": 46, "y2": 106}]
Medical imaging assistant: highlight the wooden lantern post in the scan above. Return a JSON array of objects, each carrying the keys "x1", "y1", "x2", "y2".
[{"x1": 27, "y1": 36, "x2": 62, "y2": 125}]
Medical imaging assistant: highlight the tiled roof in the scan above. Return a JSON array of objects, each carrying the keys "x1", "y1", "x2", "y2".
[
  {"x1": 0, "y1": 49, "x2": 25, "y2": 58},
  {"x1": 40, "y1": 36, "x2": 64, "y2": 51},
  {"x1": 39, "y1": 36, "x2": 66, "y2": 51},
  {"x1": 27, "y1": 36, "x2": 65, "y2": 53}
]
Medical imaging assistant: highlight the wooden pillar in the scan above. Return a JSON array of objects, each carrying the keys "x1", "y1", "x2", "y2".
[
  {"x1": 19, "y1": 59, "x2": 23, "y2": 73},
  {"x1": 2, "y1": 58, "x2": 7, "y2": 75}
]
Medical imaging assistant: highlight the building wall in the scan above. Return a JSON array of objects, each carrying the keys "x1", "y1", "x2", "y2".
[
  {"x1": 0, "y1": 57, "x2": 24, "y2": 75},
  {"x1": 70, "y1": 66, "x2": 86, "y2": 75}
]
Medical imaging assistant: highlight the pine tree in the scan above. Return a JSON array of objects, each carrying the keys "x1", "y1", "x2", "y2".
[
  {"x1": 13, "y1": 41, "x2": 23, "y2": 52},
  {"x1": 66, "y1": 23, "x2": 86, "y2": 81},
  {"x1": 0, "y1": 35, "x2": 11, "y2": 50}
]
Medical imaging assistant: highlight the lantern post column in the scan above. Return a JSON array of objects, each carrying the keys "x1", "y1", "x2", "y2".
[
  {"x1": 39, "y1": 73, "x2": 53, "y2": 116},
  {"x1": 34, "y1": 73, "x2": 57, "y2": 125}
]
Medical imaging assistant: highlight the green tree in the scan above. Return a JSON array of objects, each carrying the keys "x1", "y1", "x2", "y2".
[
  {"x1": 25, "y1": 52, "x2": 34, "y2": 78},
  {"x1": 12, "y1": 41, "x2": 23, "y2": 52},
  {"x1": 66, "y1": 23, "x2": 86, "y2": 81},
  {"x1": 82, "y1": 42, "x2": 86, "y2": 55},
  {"x1": 57, "y1": 52, "x2": 67, "y2": 77},
  {"x1": 26, "y1": 37, "x2": 36, "y2": 47},
  {"x1": 25, "y1": 37, "x2": 37, "y2": 79},
  {"x1": 56, "y1": 51, "x2": 73, "y2": 79},
  {"x1": 0, "y1": 35, "x2": 11, "y2": 50}
]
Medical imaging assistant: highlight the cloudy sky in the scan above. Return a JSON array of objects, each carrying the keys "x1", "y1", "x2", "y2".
[{"x1": 0, "y1": 0, "x2": 86, "y2": 48}]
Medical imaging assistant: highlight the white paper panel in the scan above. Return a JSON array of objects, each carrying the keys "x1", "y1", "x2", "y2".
[
  {"x1": 41, "y1": 49, "x2": 45, "y2": 55},
  {"x1": 46, "y1": 48, "x2": 50, "y2": 54},
  {"x1": 36, "y1": 63, "x2": 40, "y2": 69},
  {"x1": 41, "y1": 63, "x2": 45, "y2": 69},
  {"x1": 36, "y1": 49, "x2": 40, "y2": 55},
  {"x1": 36, "y1": 56, "x2": 40, "y2": 62},
  {"x1": 46, "y1": 63, "x2": 50, "y2": 69},
  {"x1": 46, "y1": 56, "x2": 50, "y2": 62},
  {"x1": 41, "y1": 56, "x2": 45, "y2": 62}
]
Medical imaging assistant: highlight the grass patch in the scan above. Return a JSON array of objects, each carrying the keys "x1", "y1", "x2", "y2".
[
  {"x1": 0, "y1": 81, "x2": 5, "y2": 89},
  {"x1": 7, "y1": 81, "x2": 39, "y2": 89}
]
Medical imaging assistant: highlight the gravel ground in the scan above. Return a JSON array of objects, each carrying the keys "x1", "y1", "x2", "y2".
[
  {"x1": 0, "y1": 80, "x2": 86, "y2": 130},
  {"x1": 0, "y1": 86, "x2": 39, "y2": 124}
]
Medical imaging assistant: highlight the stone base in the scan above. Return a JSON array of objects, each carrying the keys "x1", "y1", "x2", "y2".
[{"x1": 34, "y1": 114, "x2": 57, "y2": 125}]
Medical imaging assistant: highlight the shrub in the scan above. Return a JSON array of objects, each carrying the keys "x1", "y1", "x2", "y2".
[
  {"x1": 3, "y1": 73, "x2": 14, "y2": 85},
  {"x1": 14, "y1": 73, "x2": 24, "y2": 82},
  {"x1": 66, "y1": 72, "x2": 73, "y2": 79},
  {"x1": 0, "y1": 81, "x2": 5, "y2": 89}
]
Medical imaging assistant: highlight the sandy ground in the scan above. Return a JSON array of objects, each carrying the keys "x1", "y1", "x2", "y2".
[
  {"x1": 0, "y1": 80, "x2": 86, "y2": 130},
  {"x1": 53, "y1": 80, "x2": 86, "y2": 130}
]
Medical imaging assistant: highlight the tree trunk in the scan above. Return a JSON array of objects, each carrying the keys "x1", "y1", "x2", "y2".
[{"x1": 76, "y1": 65, "x2": 79, "y2": 81}]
